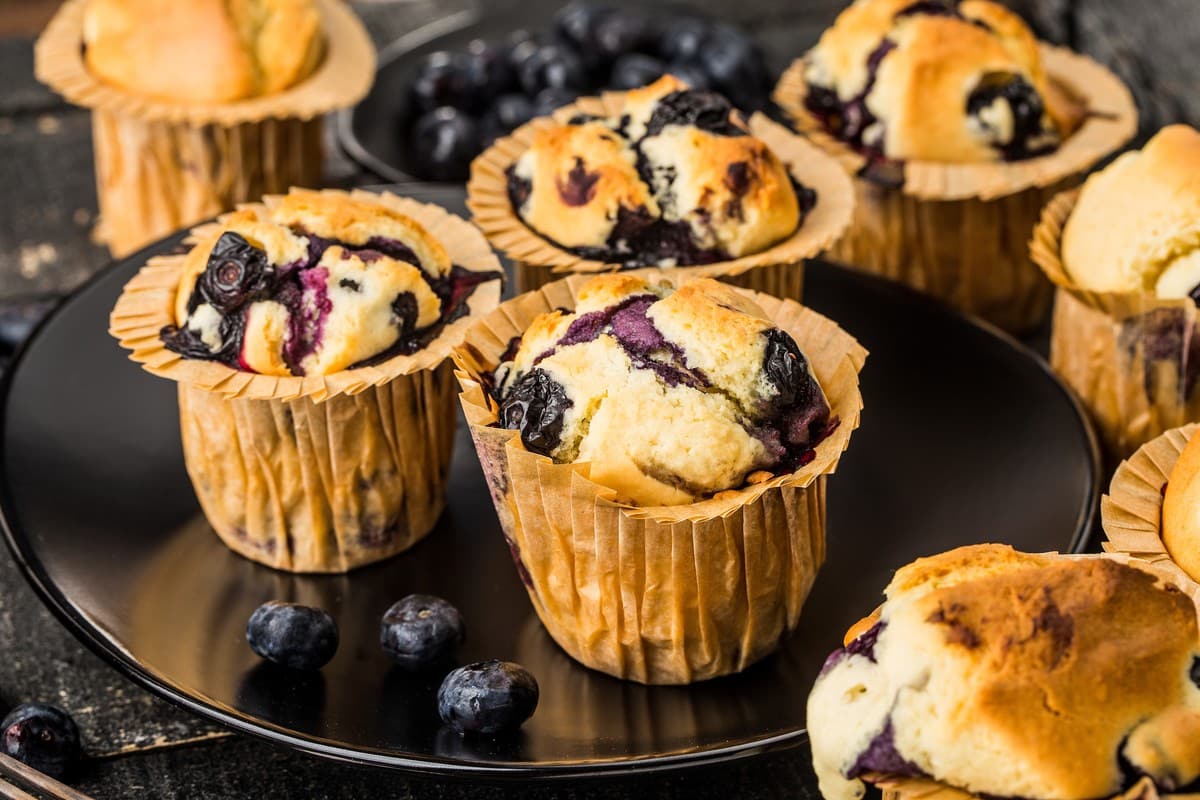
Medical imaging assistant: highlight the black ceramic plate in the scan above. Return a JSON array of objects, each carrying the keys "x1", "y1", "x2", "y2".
[
  {"x1": 338, "y1": 0, "x2": 760, "y2": 183},
  {"x1": 0, "y1": 186, "x2": 1099, "y2": 779}
]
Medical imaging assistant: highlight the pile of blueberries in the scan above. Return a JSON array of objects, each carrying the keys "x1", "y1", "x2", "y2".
[
  {"x1": 247, "y1": 597, "x2": 539, "y2": 735},
  {"x1": 405, "y1": 1, "x2": 773, "y2": 181}
]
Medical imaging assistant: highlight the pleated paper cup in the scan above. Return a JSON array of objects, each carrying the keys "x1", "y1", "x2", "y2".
[
  {"x1": 467, "y1": 90, "x2": 855, "y2": 299},
  {"x1": 1031, "y1": 191, "x2": 1200, "y2": 460},
  {"x1": 35, "y1": 0, "x2": 374, "y2": 258},
  {"x1": 1102, "y1": 423, "x2": 1200, "y2": 604},
  {"x1": 774, "y1": 44, "x2": 1137, "y2": 334},
  {"x1": 109, "y1": 189, "x2": 503, "y2": 573},
  {"x1": 452, "y1": 274, "x2": 866, "y2": 684}
]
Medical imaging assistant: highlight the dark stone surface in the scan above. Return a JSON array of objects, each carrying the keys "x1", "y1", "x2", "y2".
[{"x1": 0, "y1": 0, "x2": 1187, "y2": 796}]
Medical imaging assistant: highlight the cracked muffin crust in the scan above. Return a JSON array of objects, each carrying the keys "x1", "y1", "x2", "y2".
[
  {"x1": 490, "y1": 274, "x2": 833, "y2": 506},
  {"x1": 162, "y1": 190, "x2": 501, "y2": 377},
  {"x1": 82, "y1": 0, "x2": 324, "y2": 103},
  {"x1": 803, "y1": 0, "x2": 1063, "y2": 162},
  {"x1": 808, "y1": 544, "x2": 1200, "y2": 800},
  {"x1": 506, "y1": 75, "x2": 813, "y2": 268}
]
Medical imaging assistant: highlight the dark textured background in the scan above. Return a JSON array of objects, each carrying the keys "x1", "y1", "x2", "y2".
[{"x1": 0, "y1": 0, "x2": 1193, "y2": 797}]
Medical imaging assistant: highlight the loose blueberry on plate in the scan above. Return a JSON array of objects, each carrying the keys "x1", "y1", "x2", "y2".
[
  {"x1": 609, "y1": 53, "x2": 665, "y2": 90},
  {"x1": 437, "y1": 660, "x2": 539, "y2": 735},
  {"x1": 504, "y1": 29, "x2": 542, "y2": 73},
  {"x1": 486, "y1": 94, "x2": 535, "y2": 136},
  {"x1": 517, "y1": 43, "x2": 587, "y2": 96},
  {"x1": 700, "y1": 25, "x2": 768, "y2": 108},
  {"x1": 555, "y1": 1, "x2": 610, "y2": 49},
  {"x1": 593, "y1": 10, "x2": 656, "y2": 62},
  {"x1": 664, "y1": 60, "x2": 712, "y2": 91},
  {"x1": 381, "y1": 594, "x2": 466, "y2": 671},
  {"x1": 409, "y1": 51, "x2": 476, "y2": 113},
  {"x1": 408, "y1": 107, "x2": 482, "y2": 182},
  {"x1": 1, "y1": 703, "x2": 81, "y2": 780},
  {"x1": 532, "y1": 86, "x2": 580, "y2": 117},
  {"x1": 246, "y1": 601, "x2": 339, "y2": 671},
  {"x1": 463, "y1": 39, "x2": 515, "y2": 106},
  {"x1": 656, "y1": 16, "x2": 710, "y2": 63}
]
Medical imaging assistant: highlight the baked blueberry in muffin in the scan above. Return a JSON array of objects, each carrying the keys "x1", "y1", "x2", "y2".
[
  {"x1": 803, "y1": 0, "x2": 1064, "y2": 162},
  {"x1": 162, "y1": 192, "x2": 502, "y2": 376},
  {"x1": 490, "y1": 274, "x2": 834, "y2": 506},
  {"x1": 505, "y1": 75, "x2": 814, "y2": 268},
  {"x1": 809, "y1": 544, "x2": 1200, "y2": 800}
]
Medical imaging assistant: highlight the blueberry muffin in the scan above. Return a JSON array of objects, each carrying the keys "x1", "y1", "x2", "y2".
[
  {"x1": 802, "y1": 0, "x2": 1064, "y2": 163},
  {"x1": 163, "y1": 191, "x2": 497, "y2": 376},
  {"x1": 774, "y1": 0, "x2": 1136, "y2": 333},
  {"x1": 505, "y1": 76, "x2": 811, "y2": 269},
  {"x1": 83, "y1": 0, "x2": 324, "y2": 104},
  {"x1": 1032, "y1": 126, "x2": 1200, "y2": 458},
  {"x1": 470, "y1": 75, "x2": 855, "y2": 298},
  {"x1": 454, "y1": 272, "x2": 865, "y2": 683},
  {"x1": 810, "y1": 544, "x2": 1200, "y2": 800},
  {"x1": 110, "y1": 189, "x2": 502, "y2": 572},
  {"x1": 36, "y1": 0, "x2": 373, "y2": 257}
]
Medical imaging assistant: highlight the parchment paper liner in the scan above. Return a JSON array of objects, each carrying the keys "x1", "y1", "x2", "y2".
[
  {"x1": 774, "y1": 44, "x2": 1137, "y2": 333},
  {"x1": 1102, "y1": 423, "x2": 1200, "y2": 603},
  {"x1": 35, "y1": 0, "x2": 375, "y2": 257},
  {"x1": 467, "y1": 89, "x2": 856, "y2": 297},
  {"x1": 1031, "y1": 190, "x2": 1200, "y2": 458},
  {"x1": 109, "y1": 189, "x2": 503, "y2": 573},
  {"x1": 452, "y1": 274, "x2": 866, "y2": 684}
]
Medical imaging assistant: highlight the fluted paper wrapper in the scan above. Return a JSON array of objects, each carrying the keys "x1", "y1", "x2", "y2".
[
  {"x1": 1102, "y1": 424, "x2": 1200, "y2": 604},
  {"x1": 35, "y1": 0, "x2": 374, "y2": 257},
  {"x1": 468, "y1": 90, "x2": 855, "y2": 298},
  {"x1": 108, "y1": 189, "x2": 503, "y2": 572},
  {"x1": 1031, "y1": 191, "x2": 1200, "y2": 459},
  {"x1": 876, "y1": 774, "x2": 1174, "y2": 800},
  {"x1": 453, "y1": 274, "x2": 866, "y2": 684},
  {"x1": 774, "y1": 44, "x2": 1137, "y2": 333}
]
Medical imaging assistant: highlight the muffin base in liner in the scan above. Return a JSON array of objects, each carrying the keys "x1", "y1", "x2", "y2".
[
  {"x1": 1031, "y1": 190, "x2": 1200, "y2": 459},
  {"x1": 35, "y1": 0, "x2": 374, "y2": 258},
  {"x1": 468, "y1": 90, "x2": 855, "y2": 298},
  {"x1": 452, "y1": 274, "x2": 866, "y2": 685},
  {"x1": 1102, "y1": 423, "x2": 1200, "y2": 601},
  {"x1": 109, "y1": 189, "x2": 504, "y2": 572},
  {"x1": 774, "y1": 44, "x2": 1137, "y2": 334}
]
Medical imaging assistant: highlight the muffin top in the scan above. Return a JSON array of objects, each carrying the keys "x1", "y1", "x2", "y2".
[
  {"x1": 803, "y1": 0, "x2": 1063, "y2": 162},
  {"x1": 1062, "y1": 125, "x2": 1200, "y2": 297},
  {"x1": 83, "y1": 0, "x2": 324, "y2": 103},
  {"x1": 506, "y1": 76, "x2": 811, "y2": 268},
  {"x1": 162, "y1": 190, "x2": 500, "y2": 377},
  {"x1": 491, "y1": 274, "x2": 833, "y2": 506},
  {"x1": 808, "y1": 544, "x2": 1200, "y2": 800},
  {"x1": 1161, "y1": 426, "x2": 1200, "y2": 584}
]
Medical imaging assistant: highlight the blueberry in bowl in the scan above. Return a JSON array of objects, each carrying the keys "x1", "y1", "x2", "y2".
[
  {"x1": 246, "y1": 601, "x2": 340, "y2": 670},
  {"x1": 437, "y1": 660, "x2": 539, "y2": 735},
  {"x1": 1, "y1": 703, "x2": 82, "y2": 780},
  {"x1": 381, "y1": 594, "x2": 466, "y2": 671}
]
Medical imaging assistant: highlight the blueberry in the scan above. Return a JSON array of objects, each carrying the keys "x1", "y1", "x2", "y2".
[
  {"x1": 555, "y1": 1, "x2": 610, "y2": 48},
  {"x1": 593, "y1": 10, "x2": 656, "y2": 60},
  {"x1": 531, "y1": 87, "x2": 580, "y2": 118},
  {"x1": 644, "y1": 90, "x2": 741, "y2": 138},
  {"x1": 698, "y1": 27, "x2": 768, "y2": 108},
  {"x1": 664, "y1": 60, "x2": 712, "y2": 91},
  {"x1": 762, "y1": 329, "x2": 815, "y2": 409},
  {"x1": 485, "y1": 94, "x2": 535, "y2": 135},
  {"x1": 504, "y1": 29, "x2": 543, "y2": 74},
  {"x1": 437, "y1": 660, "x2": 539, "y2": 735},
  {"x1": 656, "y1": 16, "x2": 710, "y2": 62},
  {"x1": 464, "y1": 39, "x2": 515, "y2": 105},
  {"x1": 381, "y1": 594, "x2": 466, "y2": 671},
  {"x1": 609, "y1": 53, "x2": 665, "y2": 90},
  {"x1": 408, "y1": 107, "x2": 482, "y2": 182},
  {"x1": 517, "y1": 44, "x2": 587, "y2": 96},
  {"x1": 246, "y1": 601, "x2": 339, "y2": 671},
  {"x1": 1, "y1": 703, "x2": 81, "y2": 780},
  {"x1": 967, "y1": 73, "x2": 1054, "y2": 159},
  {"x1": 499, "y1": 368, "x2": 573, "y2": 455},
  {"x1": 410, "y1": 51, "x2": 475, "y2": 113}
]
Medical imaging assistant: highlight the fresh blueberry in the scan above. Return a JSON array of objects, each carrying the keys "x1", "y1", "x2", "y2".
[
  {"x1": 517, "y1": 44, "x2": 587, "y2": 96},
  {"x1": 664, "y1": 60, "x2": 712, "y2": 91},
  {"x1": 499, "y1": 368, "x2": 573, "y2": 455},
  {"x1": 409, "y1": 51, "x2": 476, "y2": 113},
  {"x1": 437, "y1": 660, "x2": 539, "y2": 735},
  {"x1": 609, "y1": 53, "x2": 665, "y2": 90},
  {"x1": 1, "y1": 703, "x2": 81, "y2": 780},
  {"x1": 555, "y1": 1, "x2": 611, "y2": 48},
  {"x1": 698, "y1": 26, "x2": 768, "y2": 109},
  {"x1": 408, "y1": 107, "x2": 482, "y2": 182},
  {"x1": 381, "y1": 594, "x2": 466, "y2": 671},
  {"x1": 656, "y1": 16, "x2": 710, "y2": 62},
  {"x1": 246, "y1": 601, "x2": 339, "y2": 671},
  {"x1": 504, "y1": 29, "x2": 543, "y2": 74},
  {"x1": 532, "y1": 87, "x2": 580, "y2": 117},
  {"x1": 464, "y1": 39, "x2": 515, "y2": 105},
  {"x1": 593, "y1": 10, "x2": 656, "y2": 60},
  {"x1": 485, "y1": 94, "x2": 535, "y2": 135}
]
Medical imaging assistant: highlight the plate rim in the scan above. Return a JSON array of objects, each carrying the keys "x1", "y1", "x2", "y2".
[{"x1": 0, "y1": 225, "x2": 1101, "y2": 781}]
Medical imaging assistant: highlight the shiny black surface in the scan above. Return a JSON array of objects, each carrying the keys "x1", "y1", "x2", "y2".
[{"x1": 0, "y1": 187, "x2": 1099, "y2": 778}]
